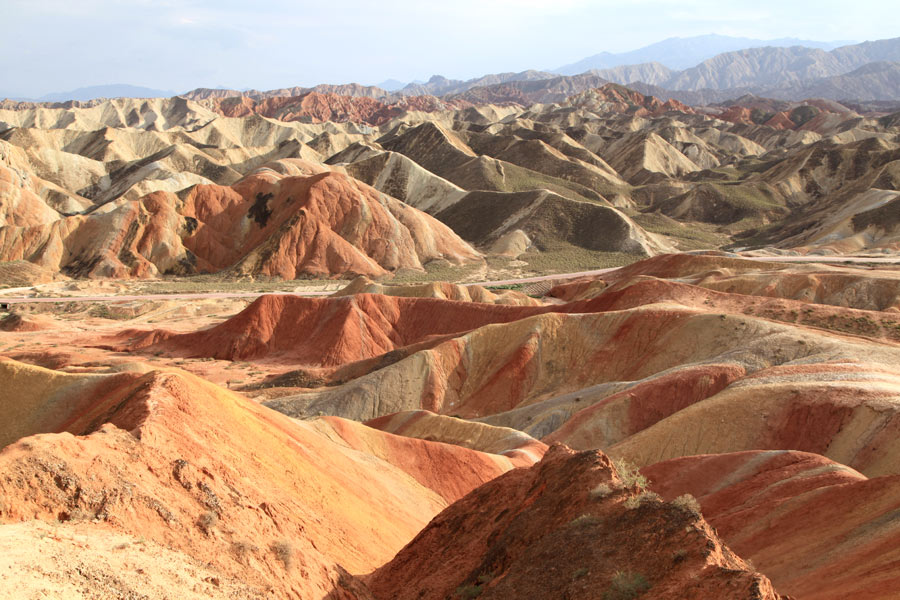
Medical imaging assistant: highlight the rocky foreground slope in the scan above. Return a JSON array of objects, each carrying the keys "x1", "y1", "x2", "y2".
[
  {"x1": 0, "y1": 354, "x2": 786, "y2": 599},
  {"x1": 370, "y1": 445, "x2": 784, "y2": 600},
  {"x1": 3, "y1": 253, "x2": 900, "y2": 596},
  {"x1": 0, "y1": 357, "x2": 516, "y2": 598},
  {"x1": 6, "y1": 253, "x2": 879, "y2": 597}
]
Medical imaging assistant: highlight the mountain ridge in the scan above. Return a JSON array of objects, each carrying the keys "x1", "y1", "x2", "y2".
[
  {"x1": 553, "y1": 33, "x2": 856, "y2": 74},
  {"x1": 8, "y1": 37, "x2": 898, "y2": 105}
]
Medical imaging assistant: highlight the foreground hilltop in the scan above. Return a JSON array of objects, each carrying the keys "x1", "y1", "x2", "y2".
[
  {"x1": 371, "y1": 445, "x2": 784, "y2": 600},
  {"x1": 0, "y1": 357, "x2": 516, "y2": 598},
  {"x1": 0, "y1": 356, "x2": 782, "y2": 599}
]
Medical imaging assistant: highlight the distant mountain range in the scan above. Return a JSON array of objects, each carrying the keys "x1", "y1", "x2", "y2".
[
  {"x1": 395, "y1": 38, "x2": 900, "y2": 101},
  {"x1": 11, "y1": 84, "x2": 177, "y2": 103},
  {"x1": 553, "y1": 34, "x2": 855, "y2": 73},
  {"x1": 6, "y1": 36, "x2": 899, "y2": 106}
]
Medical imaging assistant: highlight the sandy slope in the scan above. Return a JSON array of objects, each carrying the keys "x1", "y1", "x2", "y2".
[{"x1": 0, "y1": 358, "x2": 514, "y2": 598}]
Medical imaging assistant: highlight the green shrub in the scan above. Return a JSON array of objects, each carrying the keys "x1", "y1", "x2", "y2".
[
  {"x1": 624, "y1": 491, "x2": 661, "y2": 510},
  {"x1": 612, "y1": 458, "x2": 647, "y2": 489},
  {"x1": 590, "y1": 483, "x2": 613, "y2": 499},
  {"x1": 672, "y1": 494, "x2": 702, "y2": 517}
]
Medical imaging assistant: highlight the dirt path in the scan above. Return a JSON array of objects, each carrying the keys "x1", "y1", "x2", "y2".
[{"x1": 2, "y1": 256, "x2": 898, "y2": 305}]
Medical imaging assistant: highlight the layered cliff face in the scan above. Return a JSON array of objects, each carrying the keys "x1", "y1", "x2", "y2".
[
  {"x1": 110, "y1": 254, "x2": 900, "y2": 487},
  {"x1": 200, "y1": 91, "x2": 463, "y2": 125},
  {"x1": 0, "y1": 188, "x2": 191, "y2": 278},
  {"x1": 645, "y1": 450, "x2": 900, "y2": 600},
  {"x1": 0, "y1": 168, "x2": 481, "y2": 279},
  {"x1": 0, "y1": 354, "x2": 788, "y2": 599},
  {"x1": 179, "y1": 170, "x2": 481, "y2": 279}
]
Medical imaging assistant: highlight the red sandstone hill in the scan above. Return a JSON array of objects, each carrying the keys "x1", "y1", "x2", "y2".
[
  {"x1": 180, "y1": 169, "x2": 481, "y2": 279},
  {"x1": 108, "y1": 255, "x2": 900, "y2": 452},
  {"x1": 366, "y1": 410, "x2": 548, "y2": 468},
  {"x1": 6, "y1": 254, "x2": 900, "y2": 597},
  {"x1": 549, "y1": 253, "x2": 900, "y2": 311},
  {"x1": 112, "y1": 293, "x2": 550, "y2": 366},
  {"x1": 644, "y1": 450, "x2": 900, "y2": 599},
  {"x1": 565, "y1": 84, "x2": 696, "y2": 116},
  {"x1": 0, "y1": 356, "x2": 785, "y2": 598},
  {"x1": 0, "y1": 166, "x2": 480, "y2": 279},
  {"x1": 0, "y1": 357, "x2": 514, "y2": 598},
  {"x1": 714, "y1": 97, "x2": 857, "y2": 131},
  {"x1": 367, "y1": 444, "x2": 784, "y2": 600},
  {"x1": 181, "y1": 82, "x2": 389, "y2": 101},
  {"x1": 202, "y1": 92, "x2": 468, "y2": 125}
]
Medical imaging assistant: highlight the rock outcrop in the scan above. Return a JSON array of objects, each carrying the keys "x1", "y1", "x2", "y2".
[
  {"x1": 0, "y1": 169, "x2": 481, "y2": 279},
  {"x1": 368, "y1": 444, "x2": 785, "y2": 600}
]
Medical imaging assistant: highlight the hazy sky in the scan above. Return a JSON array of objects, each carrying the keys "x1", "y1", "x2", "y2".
[{"x1": 2, "y1": 0, "x2": 897, "y2": 97}]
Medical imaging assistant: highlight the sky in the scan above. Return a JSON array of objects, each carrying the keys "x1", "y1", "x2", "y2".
[{"x1": 2, "y1": 0, "x2": 897, "y2": 97}]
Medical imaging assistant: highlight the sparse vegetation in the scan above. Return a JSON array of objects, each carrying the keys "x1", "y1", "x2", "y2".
[
  {"x1": 231, "y1": 541, "x2": 255, "y2": 562},
  {"x1": 612, "y1": 458, "x2": 648, "y2": 489},
  {"x1": 520, "y1": 244, "x2": 636, "y2": 274},
  {"x1": 631, "y1": 212, "x2": 728, "y2": 250},
  {"x1": 455, "y1": 583, "x2": 485, "y2": 599},
  {"x1": 272, "y1": 540, "x2": 293, "y2": 569},
  {"x1": 672, "y1": 494, "x2": 702, "y2": 517},
  {"x1": 196, "y1": 510, "x2": 218, "y2": 532},
  {"x1": 479, "y1": 159, "x2": 617, "y2": 205},
  {"x1": 133, "y1": 274, "x2": 341, "y2": 295},
  {"x1": 590, "y1": 483, "x2": 613, "y2": 499},
  {"x1": 603, "y1": 571, "x2": 651, "y2": 600},
  {"x1": 392, "y1": 259, "x2": 484, "y2": 284},
  {"x1": 570, "y1": 513, "x2": 601, "y2": 527},
  {"x1": 711, "y1": 182, "x2": 783, "y2": 214},
  {"x1": 624, "y1": 491, "x2": 661, "y2": 510},
  {"x1": 87, "y1": 304, "x2": 134, "y2": 320}
]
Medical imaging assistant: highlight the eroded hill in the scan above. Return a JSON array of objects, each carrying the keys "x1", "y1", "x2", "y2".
[
  {"x1": 3, "y1": 79, "x2": 900, "y2": 600},
  {"x1": 2, "y1": 85, "x2": 899, "y2": 284}
]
